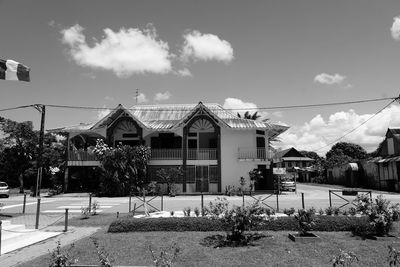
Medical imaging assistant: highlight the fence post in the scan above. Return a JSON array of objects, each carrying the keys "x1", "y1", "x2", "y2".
[
  {"x1": 129, "y1": 194, "x2": 132, "y2": 212},
  {"x1": 88, "y1": 193, "x2": 92, "y2": 213},
  {"x1": 161, "y1": 194, "x2": 164, "y2": 211},
  {"x1": 369, "y1": 191, "x2": 372, "y2": 200},
  {"x1": 329, "y1": 190, "x2": 332, "y2": 208},
  {"x1": 242, "y1": 193, "x2": 245, "y2": 208},
  {"x1": 301, "y1": 193, "x2": 305, "y2": 209},
  {"x1": 0, "y1": 220, "x2": 2, "y2": 256},
  {"x1": 276, "y1": 193, "x2": 279, "y2": 212},
  {"x1": 132, "y1": 203, "x2": 136, "y2": 217},
  {"x1": 117, "y1": 212, "x2": 119, "y2": 218},
  {"x1": 35, "y1": 198, "x2": 41, "y2": 229},
  {"x1": 201, "y1": 193, "x2": 204, "y2": 216},
  {"x1": 64, "y1": 208, "x2": 69, "y2": 232},
  {"x1": 22, "y1": 192, "x2": 27, "y2": 214}
]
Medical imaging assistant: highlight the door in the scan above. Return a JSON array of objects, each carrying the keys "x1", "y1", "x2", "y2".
[{"x1": 195, "y1": 165, "x2": 209, "y2": 192}]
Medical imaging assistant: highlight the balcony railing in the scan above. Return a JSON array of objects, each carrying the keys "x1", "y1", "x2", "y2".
[
  {"x1": 150, "y1": 149, "x2": 182, "y2": 160},
  {"x1": 238, "y1": 148, "x2": 273, "y2": 160},
  {"x1": 68, "y1": 148, "x2": 218, "y2": 161},
  {"x1": 187, "y1": 148, "x2": 217, "y2": 160},
  {"x1": 68, "y1": 150, "x2": 98, "y2": 161}
]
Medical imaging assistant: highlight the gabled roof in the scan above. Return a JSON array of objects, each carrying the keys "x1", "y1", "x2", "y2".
[
  {"x1": 274, "y1": 147, "x2": 314, "y2": 161},
  {"x1": 49, "y1": 102, "x2": 289, "y2": 136}
]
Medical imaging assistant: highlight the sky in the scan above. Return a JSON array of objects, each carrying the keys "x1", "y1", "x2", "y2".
[{"x1": 1, "y1": 0, "x2": 400, "y2": 155}]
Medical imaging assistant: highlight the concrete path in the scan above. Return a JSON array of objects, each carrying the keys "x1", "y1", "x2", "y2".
[{"x1": 0, "y1": 225, "x2": 100, "y2": 267}]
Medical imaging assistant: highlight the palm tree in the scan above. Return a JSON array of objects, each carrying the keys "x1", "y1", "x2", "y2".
[{"x1": 237, "y1": 111, "x2": 261, "y2": 120}]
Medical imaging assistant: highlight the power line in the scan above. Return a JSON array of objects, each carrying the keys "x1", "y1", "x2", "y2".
[
  {"x1": 315, "y1": 98, "x2": 398, "y2": 152},
  {"x1": 0, "y1": 104, "x2": 34, "y2": 112},
  {"x1": 40, "y1": 96, "x2": 397, "y2": 112}
]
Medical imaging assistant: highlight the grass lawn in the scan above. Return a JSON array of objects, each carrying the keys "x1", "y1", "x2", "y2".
[{"x1": 19, "y1": 225, "x2": 400, "y2": 267}]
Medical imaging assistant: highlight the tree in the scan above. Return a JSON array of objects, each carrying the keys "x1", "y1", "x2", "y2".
[
  {"x1": 0, "y1": 118, "x2": 37, "y2": 192},
  {"x1": 93, "y1": 139, "x2": 151, "y2": 196},
  {"x1": 0, "y1": 117, "x2": 66, "y2": 192},
  {"x1": 237, "y1": 111, "x2": 261, "y2": 120},
  {"x1": 324, "y1": 142, "x2": 368, "y2": 169},
  {"x1": 156, "y1": 167, "x2": 183, "y2": 196}
]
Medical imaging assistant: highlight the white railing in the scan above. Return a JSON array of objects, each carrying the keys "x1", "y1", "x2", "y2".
[
  {"x1": 237, "y1": 147, "x2": 273, "y2": 160},
  {"x1": 68, "y1": 150, "x2": 98, "y2": 161},
  {"x1": 150, "y1": 149, "x2": 183, "y2": 160},
  {"x1": 187, "y1": 149, "x2": 217, "y2": 160}
]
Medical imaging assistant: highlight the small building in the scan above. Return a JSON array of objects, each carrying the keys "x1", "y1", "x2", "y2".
[
  {"x1": 327, "y1": 128, "x2": 400, "y2": 191},
  {"x1": 50, "y1": 102, "x2": 288, "y2": 193},
  {"x1": 273, "y1": 147, "x2": 315, "y2": 182}
]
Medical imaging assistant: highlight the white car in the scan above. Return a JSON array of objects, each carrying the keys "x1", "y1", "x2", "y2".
[{"x1": 0, "y1": 182, "x2": 10, "y2": 198}]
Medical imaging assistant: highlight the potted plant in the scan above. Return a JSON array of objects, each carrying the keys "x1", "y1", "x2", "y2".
[{"x1": 289, "y1": 209, "x2": 320, "y2": 242}]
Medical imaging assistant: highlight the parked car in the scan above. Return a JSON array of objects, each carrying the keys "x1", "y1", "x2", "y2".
[
  {"x1": 280, "y1": 179, "x2": 296, "y2": 192},
  {"x1": 0, "y1": 182, "x2": 10, "y2": 198}
]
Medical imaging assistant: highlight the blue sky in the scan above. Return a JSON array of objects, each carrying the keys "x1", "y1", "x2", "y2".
[{"x1": 1, "y1": 0, "x2": 400, "y2": 154}]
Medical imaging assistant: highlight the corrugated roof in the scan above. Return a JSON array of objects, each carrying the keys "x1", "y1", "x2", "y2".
[{"x1": 49, "y1": 103, "x2": 289, "y2": 135}]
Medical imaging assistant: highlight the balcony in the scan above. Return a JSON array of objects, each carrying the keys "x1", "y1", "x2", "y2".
[
  {"x1": 238, "y1": 148, "x2": 273, "y2": 161},
  {"x1": 150, "y1": 149, "x2": 182, "y2": 160},
  {"x1": 187, "y1": 148, "x2": 217, "y2": 160},
  {"x1": 68, "y1": 148, "x2": 218, "y2": 162}
]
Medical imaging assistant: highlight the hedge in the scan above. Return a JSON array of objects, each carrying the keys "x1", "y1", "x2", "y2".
[{"x1": 107, "y1": 215, "x2": 369, "y2": 233}]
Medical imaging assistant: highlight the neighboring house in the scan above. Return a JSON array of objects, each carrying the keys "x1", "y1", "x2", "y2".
[
  {"x1": 273, "y1": 147, "x2": 315, "y2": 182},
  {"x1": 273, "y1": 147, "x2": 314, "y2": 169},
  {"x1": 327, "y1": 128, "x2": 400, "y2": 191},
  {"x1": 50, "y1": 102, "x2": 288, "y2": 193}
]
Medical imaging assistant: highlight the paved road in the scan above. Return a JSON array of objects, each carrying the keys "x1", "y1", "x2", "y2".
[{"x1": 2, "y1": 183, "x2": 400, "y2": 216}]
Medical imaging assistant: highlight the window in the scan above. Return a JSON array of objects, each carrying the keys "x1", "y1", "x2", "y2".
[{"x1": 256, "y1": 130, "x2": 265, "y2": 135}]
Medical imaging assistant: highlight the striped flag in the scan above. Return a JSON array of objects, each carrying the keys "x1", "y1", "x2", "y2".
[{"x1": 0, "y1": 59, "x2": 30, "y2": 82}]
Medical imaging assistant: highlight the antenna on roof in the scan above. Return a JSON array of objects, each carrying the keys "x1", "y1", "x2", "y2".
[{"x1": 135, "y1": 89, "x2": 139, "y2": 105}]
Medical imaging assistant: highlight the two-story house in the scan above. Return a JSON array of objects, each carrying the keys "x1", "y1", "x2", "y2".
[{"x1": 51, "y1": 102, "x2": 288, "y2": 193}]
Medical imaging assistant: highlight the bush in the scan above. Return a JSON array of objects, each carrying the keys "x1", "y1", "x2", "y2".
[
  {"x1": 294, "y1": 209, "x2": 315, "y2": 235},
  {"x1": 283, "y1": 208, "x2": 295, "y2": 216},
  {"x1": 108, "y1": 215, "x2": 370, "y2": 233}
]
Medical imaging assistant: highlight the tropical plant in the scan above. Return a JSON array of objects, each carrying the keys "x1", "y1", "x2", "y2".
[
  {"x1": 93, "y1": 139, "x2": 151, "y2": 197},
  {"x1": 331, "y1": 249, "x2": 359, "y2": 267},
  {"x1": 237, "y1": 111, "x2": 261, "y2": 120},
  {"x1": 388, "y1": 245, "x2": 400, "y2": 266},
  {"x1": 48, "y1": 241, "x2": 77, "y2": 267},
  {"x1": 207, "y1": 198, "x2": 268, "y2": 243},
  {"x1": 294, "y1": 209, "x2": 315, "y2": 236},
  {"x1": 156, "y1": 167, "x2": 183, "y2": 196},
  {"x1": 91, "y1": 238, "x2": 113, "y2": 267},
  {"x1": 91, "y1": 201, "x2": 100, "y2": 215},
  {"x1": 149, "y1": 244, "x2": 180, "y2": 267}
]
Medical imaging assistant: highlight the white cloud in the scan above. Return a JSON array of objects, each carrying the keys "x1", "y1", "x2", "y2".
[
  {"x1": 314, "y1": 73, "x2": 346, "y2": 85},
  {"x1": 391, "y1": 16, "x2": 400, "y2": 40},
  {"x1": 222, "y1": 97, "x2": 269, "y2": 119},
  {"x1": 181, "y1": 30, "x2": 234, "y2": 63},
  {"x1": 61, "y1": 24, "x2": 172, "y2": 77},
  {"x1": 137, "y1": 93, "x2": 148, "y2": 104},
  {"x1": 277, "y1": 104, "x2": 400, "y2": 155},
  {"x1": 96, "y1": 107, "x2": 111, "y2": 120},
  {"x1": 176, "y1": 68, "x2": 192, "y2": 77},
  {"x1": 154, "y1": 91, "x2": 172, "y2": 102}
]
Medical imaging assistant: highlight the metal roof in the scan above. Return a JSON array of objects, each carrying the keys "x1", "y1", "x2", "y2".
[{"x1": 48, "y1": 102, "x2": 289, "y2": 135}]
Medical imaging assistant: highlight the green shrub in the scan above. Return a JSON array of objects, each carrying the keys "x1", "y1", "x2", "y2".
[
  {"x1": 294, "y1": 209, "x2": 315, "y2": 235},
  {"x1": 108, "y1": 215, "x2": 369, "y2": 233},
  {"x1": 283, "y1": 208, "x2": 295, "y2": 216},
  {"x1": 325, "y1": 206, "x2": 334, "y2": 216}
]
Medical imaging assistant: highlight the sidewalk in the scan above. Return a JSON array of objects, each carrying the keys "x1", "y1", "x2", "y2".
[{"x1": 0, "y1": 226, "x2": 100, "y2": 267}]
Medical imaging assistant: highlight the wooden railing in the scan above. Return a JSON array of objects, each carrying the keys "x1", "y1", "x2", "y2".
[
  {"x1": 187, "y1": 149, "x2": 217, "y2": 160},
  {"x1": 68, "y1": 150, "x2": 98, "y2": 161},
  {"x1": 150, "y1": 149, "x2": 182, "y2": 160},
  {"x1": 68, "y1": 148, "x2": 219, "y2": 161},
  {"x1": 238, "y1": 148, "x2": 273, "y2": 160}
]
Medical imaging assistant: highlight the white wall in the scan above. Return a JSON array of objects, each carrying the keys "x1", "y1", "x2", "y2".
[{"x1": 220, "y1": 128, "x2": 259, "y2": 190}]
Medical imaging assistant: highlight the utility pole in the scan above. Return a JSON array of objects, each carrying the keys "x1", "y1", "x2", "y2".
[
  {"x1": 135, "y1": 89, "x2": 139, "y2": 105},
  {"x1": 34, "y1": 104, "x2": 45, "y2": 197}
]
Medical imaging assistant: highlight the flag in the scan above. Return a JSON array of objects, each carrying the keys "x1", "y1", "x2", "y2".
[{"x1": 0, "y1": 59, "x2": 30, "y2": 82}]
